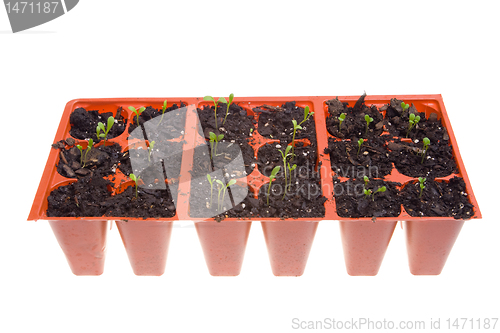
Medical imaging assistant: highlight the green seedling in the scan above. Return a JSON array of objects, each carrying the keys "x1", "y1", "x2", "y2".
[
  {"x1": 157, "y1": 100, "x2": 167, "y2": 126},
  {"x1": 421, "y1": 137, "x2": 430, "y2": 164},
  {"x1": 223, "y1": 93, "x2": 234, "y2": 125},
  {"x1": 287, "y1": 163, "x2": 297, "y2": 193},
  {"x1": 364, "y1": 114, "x2": 374, "y2": 136},
  {"x1": 418, "y1": 177, "x2": 426, "y2": 198},
  {"x1": 401, "y1": 101, "x2": 410, "y2": 114},
  {"x1": 357, "y1": 138, "x2": 364, "y2": 156},
  {"x1": 147, "y1": 141, "x2": 155, "y2": 162},
  {"x1": 209, "y1": 132, "x2": 224, "y2": 159},
  {"x1": 82, "y1": 139, "x2": 94, "y2": 168},
  {"x1": 96, "y1": 116, "x2": 114, "y2": 143},
  {"x1": 363, "y1": 176, "x2": 369, "y2": 188},
  {"x1": 267, "y1": 166, "x2": 281, "y2": 205},
  {"x1": 128, "y1": 106, "x2": 146, "y2": 126},
  {"x1": 207, "y1": 174, "x2": 214, "y2": 208},
  {"x1": 279, "y1": 145, "x2": 293, "y2": 198},
  {"x1": 363, "y1": 188, "x2": 372, "y2": 199},
  {"x1": 290, "y1": 106, "x2": 314, "y2": 158},
  {"x1": 249, "y1": 128, "x2": 253, "y2": 135},
  {"x1": 129, "y1": 173, "x2": 140, "y2": 198},
  {"x1": 338, "y1": 112, "x2": 346, "y2": 132},
  {"x1": 371, "y1": 186, "x2": 386, "y2": 201},
  {"x1": 76, "y1": 144, "x2": 84, "y2": 165},
  {"x1": 406, "y1": 113, "x2": 421, "y2": 138},
  {"x1": 203, "y1": 96, "x2": 227, "y2": 128},
  {"x1": 215, "y1": 179, "x2": 236, "y2": 212}
]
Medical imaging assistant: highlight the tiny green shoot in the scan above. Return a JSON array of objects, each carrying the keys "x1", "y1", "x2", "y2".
[
  {"x1": 215, "y1": 179, "x2": 236, "y2": 211},
  {"x1": 209, "y1": 132, "x2": 224, "y2": 159},
  {"x1": 147, "y1": 141, "x2": 155, "y2": 162},
  {"x1": 76, "y1": 144, "x2": 83, "y2": 165},
  {"x1": 128, "y1": 106, "x2": 146, "y2": 126},
  {"x1": 278, "y1": 145, "x2": 293, "y2": 198},
  {"x1": 82, "y1": 139, "x2": 93, "y2": 168},
  {"x1": 371, "y1": 186, "x2": 386, "y2": 201},
  {"x1": 287, "y1": 163, "x2": 297, "y2": 193},
  {"x1": 364, "y1": 114, "x2": 374, "y2": 136},
  {"x1": 357, "y1": 138, "x2": 364, "y2": 156},
  {"x1": 267, "y1": 166, "x2": 281, "y2": 205},
  {"x1": 418, "y1": 177, "x2": 426, "y2": 198},
  {"x1": 406, "y1": 113, "x2": 421, "y2": 138},
  {"x1": 96, "y1": 116, "x2": 114, "y2": 144},
  {"x1": 290, "y1": 106, "x2": 314, "y2": 158},
  {"x1": 338, "y1": 112, "x2": 346, "y2": 132},
  {"x1": 223, "y1": 93, "x2": 234, "y2": 125},
  {"x1": 401, "y1": 101, "x2": 410, "y2": 114},
  {"x1": 421, "y1": 137, "x2": 430, "y2": 164},
  {"x1": 363, "y1": 176, "x2": 369, "y2": 188},
  {"x1": 364, "y1": 188, "x2": 372, "y2": 199},
  {"x1": 207, "y1": 174, "x2": 214, "y2": 208},
  {"x1": 157, "y1": 100, "x2": 167, "y2": 126},
  {"x1": 129, "y1": 173, "x2": 140, "y2": 198},
  {"x1": 203, "y1": 96, "x2": 227, "y2": 128}
]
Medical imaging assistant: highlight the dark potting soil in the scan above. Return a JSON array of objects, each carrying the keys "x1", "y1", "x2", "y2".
[
  {"x1": 325, "y1": 136, "x2": 393, "y2": 178},
  {"x1": 56, "y1": 142, "x2": 125, "y2": 179},
  {"x1": 47, "y1": 176, "x2": 113, "y2": 217},
  {"x1": 334, "y1": 178, "x2": 401, "y2": 218},
  {"x1": 255, "y1": 102, "x2": 317, "y2": 142},
  {"x1": 128, "y1": 102, "x2": 187, "y2": 140},
  {"x1": 401, "y1": 176, "x2": 474, "y2": 219},
  {"x1": 197, "y1": 103, "x2": 256, "y2": 141},
  {"x1": 70, "y1": 107, "x2": 127, "y2": 142},
  {"x1": 326, "y1": 96, "x2": 384, "y2": 140}
]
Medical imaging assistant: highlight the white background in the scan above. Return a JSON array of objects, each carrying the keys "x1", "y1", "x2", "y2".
[{"x1": 1, "y1": 1, "x2": 498, "y2": 332}]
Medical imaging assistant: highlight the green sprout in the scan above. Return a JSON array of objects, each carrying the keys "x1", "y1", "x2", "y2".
[
  {"x1": 418, "y1": 177, "x2": 426, "y2": 198},
  {"x1": 364, "y1": 188, "x2": 372, "y2": 199},
  {"x1": 421, "y1": 137, "x2": 430, "y2": 164},
  {"x1": 147, "y1": 141, "x2": 155, "y2": 162},
  {"x1": 267, "y1": 166, "x2": 281, "y2": 205},
  {"x1": 290, "y1": 106, "x2": 314, "y2": 158},
  {"x1": 249, "y1": 128, "x2": 253, "y2": 135},
  {"x1": 223, "y1": 93, "x2": 234, "y2": 125},
  {"x1": 76, "y1": 144, "x2": 84, "y2": 165},
  {"x1": 363, "y1": 175, "x2": 369, "y2": 188},
  {"x1": 406, "y1": 113, "x2": 421, "y2": 138},
  {"x1": 364, "y1": 114, "x2": 374, "y2": 136},
  {"x1": 338, "y1": 112, "x2": 346, "y2": 132},
  {"x1": 287, "y1": 163, "x2": 297, "y2": 193},
  {"x1": 129, "y1": 173, "x2": 140, "y2": 199},
  {"x1": 128, "y1": 106, "x2": 146, "y2": 126},
  {"x1": 96, "y1": 116, "x2": 114, "y2": 144},
  {"x1": 209, "y1": 132, "x2": 224, "y2": 159},
  {"x1": 157, "y1": 100, "x2": 167, "y2": 126},
  {"x1": 215, "y1": 179, "x2": 236, "y2": 212},
  {"x1": 401, "y1": 101, "x2": 410, "y2": 114},
  {"x1": 203, "y1": 96, "x2": 227, "y2": 128},
  {"x1": 278, "y1": 145, "x2": 293, "y2": 198},
  {"x1": 207, "y1": 174, "x2": 214, "y2": 208},
  {"x1": 357, "y1": 138, "x2": 364, "y2": 156},
  {"x1": 81, "y1": 139, "x2": 94, "y2": 168},
  {"x1": 371, "y1": 186, "x2": 386, "y2": 201}
]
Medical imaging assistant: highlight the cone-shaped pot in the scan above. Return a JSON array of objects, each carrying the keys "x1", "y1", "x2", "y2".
[
  {"x1": 49, "y1": 220, "x2": 108, "y2": 275},
  {"x1": 195, "y1": 221, "x2": 251, "y2": 276},
  {"x1": 116, "y1": 220, "x2": 173, "y2": 276},
  {"x1": 339, "y1": 220, "x2": 397, "y2": 276},
  {"x1": 404, "y1": 220, "x2": 465, "y2": 275},
  {"x1": 261, "y1": 221, "x2": 318, "y2": 276}
]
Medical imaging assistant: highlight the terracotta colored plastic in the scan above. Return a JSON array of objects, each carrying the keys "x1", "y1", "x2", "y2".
[
  {"x1": 49, "y1": 220, "x2": 108, "y2": 275},
  {"x1": 261, "y1": 221, "x2": 319, "y2": 276},
  {"x1": 195, "y1": 221, "x2": 252, "y2": 276},
  {"x1": 28, "y1": 95, "x2": 481, "y2": 275},
  {"x1": 115, "y1": 220, "x2": 173, "y2": 276}
]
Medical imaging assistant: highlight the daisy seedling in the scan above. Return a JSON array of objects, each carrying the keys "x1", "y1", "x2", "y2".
[
  {"x1": 129, "y1": 173, "x2": 140, "y2": 199},
  {"x1": 421, "y1": 137, "x2": 430, "y2": 164},
  {"x1": 267, "y1": 166, "x2": 281, "y2": 205},
  {"x1": 203, "y1": 96, "x2": 227, "y2": 128},
  {"x1": 401, "y1": 101, "x2": 410, "y2": 114},
  {"x1": 81, "y1": 139, "x2": 94, "y2": 168},
  {"x1": 96, "y1": 116, "x2": 114, "y2": 144},
  {"x1": 364, "y1": 114, "x2": 374, "y2": 136},
  {"x1": 371, "y1": 186, "x2": 386, "y2": 201},
  {"x1": 157, "y1": 100, "x2": 167, "y2": 126},
  {"x1": 406, "y1": 113, "x2": 421, "y2": 138},
  {"x1": 278, "y1": 145, "x2": 293, "y2": 197},
  {"x1": 76, "y1": 144, "x2": 84, "y2": 165},
  {"x1": 128, "y1": 106, "x2": 146, "y2": 127},
  {"x1": 418, "y1": 177, "x2": 426, "y2": 198},
  {"x1": 147, "y1": 141, "x2": 155, "y2": 162},
  {"x1": 209, "y1": 132, "x2": 224, "y2": 159},
  {"x1": 291, "y1": 106, "x2": 314, "y2": 158},
  {"x1": 215, "y1": 179, "x2": 236, "y2": 212},
  {"x1": 363, "y1": 175, "x2": 369, "y2": 188},
  {"x1": 223, "y1": 93, "x2": 234, "y2": 125},
  {"x1": 338, "y1": 112, "x2": 346, "y2": 132},
  {"x1": 363, "y1": 188, "x2": 372, "y2": 199},
  {"x1": 357, "y1": 138, "x2": 364, "y2": 156},
  {"x1": 207, "y1": 174, "x2": 214, "y2": 208},
  {"x1": 287, "y1": 163, "x2": 297, "y2": 193}
]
